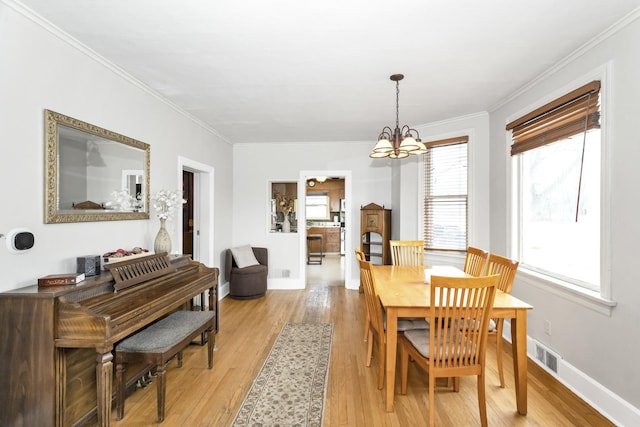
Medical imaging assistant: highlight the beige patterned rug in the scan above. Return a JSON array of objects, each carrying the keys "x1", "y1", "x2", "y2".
[{"x1": 231, "y1": 322, "x2": 334, "y2": 427}]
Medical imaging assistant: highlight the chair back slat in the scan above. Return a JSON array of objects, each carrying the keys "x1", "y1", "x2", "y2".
[
  {"x1": 486, "y1": 253, "x2": 519, "y2": 294},
  {"x1": 390, "y1": 240, "x2": 425, "y2": 266},
  {"x1": 358, "y1": 259, "x2": 384, "y2": 336},
  {"x1": 463, "y1": 246, "x2": 489, "y2": 276},
  {"x1": 429, "y1": 274, "x2": 499, "y2": 369}
]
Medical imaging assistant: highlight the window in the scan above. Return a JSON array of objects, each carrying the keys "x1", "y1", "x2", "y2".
[
  {"x1": 306, "y1": 194, "x2": 330, "y2": 220},
  {"x1": 270, "y1": 181, "x2": 297, "y2": 233},
  {"x1": 422, "y1": 136, "x2": 469, "y2": 251},
  {"x1": 508, "y1": 81, "x2": 601, "y2": 291}
]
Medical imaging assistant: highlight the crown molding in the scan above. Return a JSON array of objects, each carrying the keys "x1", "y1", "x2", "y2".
[
  {"x1": 489, "y1": 7, "x2": 640, "y2": 112},
  {"x1": 2, "y1": 0, "x2": 232, "y2": 145}
]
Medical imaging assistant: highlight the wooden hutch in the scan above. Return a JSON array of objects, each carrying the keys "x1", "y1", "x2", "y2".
[{"x1": 360, "y1": 203, "x2": 391, "y2": 265}]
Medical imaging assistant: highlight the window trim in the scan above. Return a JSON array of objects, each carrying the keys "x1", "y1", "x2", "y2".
[
  {"x1": 507, "y1": 68, "x2": 614, "y2": 313},
  {"x1": 421, "y1": 135, "x2": 470, "y2": 252}
]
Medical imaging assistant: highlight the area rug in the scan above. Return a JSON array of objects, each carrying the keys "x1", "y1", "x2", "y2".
[{"x1": 231, "y1": 322, "x2": 334, "y2": 427}]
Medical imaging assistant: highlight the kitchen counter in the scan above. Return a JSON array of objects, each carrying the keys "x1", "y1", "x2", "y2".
[
  {"x1": 307, "y1": 226, "x2": 341, "y2": 253},
  {"x1": 306, "y1": 223, "x2": 341, "y2": 228}
]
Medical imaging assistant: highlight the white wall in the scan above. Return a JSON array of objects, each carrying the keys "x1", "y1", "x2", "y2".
[
  {"x1": 0, "y1": 2, "x2": 233, "y2": 291},
  {"x1": 489, "y1": 12, "x2": 640, "y2": 423},
  {"x1": 395, "y1": 113, "x2": 492, "y2": 267},
  {"x1": 2, "y1": 0, "x2": 639, "y2": 422},
  {"x1": 232, "y1": 141, "x2": 392, "y2": 287}
]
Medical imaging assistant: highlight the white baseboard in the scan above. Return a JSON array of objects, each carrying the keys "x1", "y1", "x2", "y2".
[
  {"x1": 346, "y1": 278, "x2": 359, "y2": 291},
  {"x1": 267, "y1": 277, "x2": 305, "y2": 290},
  {"x1": 559, "y1": 359, "x2": 640, "y2": 426},
  {"x1": 503, "y1": 321, "x2": 640, "y2": 426},
  {"x1": 221, "y1": 278, "x2": 358, "y2": 292},
  {"x1": 219, "y1": 282, "x2": 229, "y2": 299},
  {"x1": 268, "y1": 278, "x2": 360, "y2": 290}
]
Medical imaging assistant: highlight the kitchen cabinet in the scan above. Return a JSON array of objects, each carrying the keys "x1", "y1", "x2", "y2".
[
  {"x1": 307, "y1": 227, "x2": 341, "y2": 254},
  {"x1": 329, "y1": 190, "x2": 342, "y2": 212},
  {"x1": 360, "y1": 203, "x2": 391, "y2": 265},
  {"x1": 324, "y1": 228, "x2": 340, "y2": 253},
  {"x1": 272, "y1": 182, "x2": 297, "y2": 198},
  {"x1": 307, "y1": 227, "x2": 324, "y2": 253}
]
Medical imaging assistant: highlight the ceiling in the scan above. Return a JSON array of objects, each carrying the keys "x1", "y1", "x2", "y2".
[{"x1": 16, "y1": 0, "x2": 640, "y2": 144}]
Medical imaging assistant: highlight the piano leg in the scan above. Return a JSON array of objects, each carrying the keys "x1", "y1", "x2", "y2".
[
  {"x1": 156, "y1": 362, "x2": 167, "y2": 422},
  {"x1": 96, "y1": 351, "x2": 113, "y2": 427}
]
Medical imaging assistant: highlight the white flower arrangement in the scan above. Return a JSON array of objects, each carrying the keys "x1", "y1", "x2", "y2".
[
  {"x1": 152, "y1": 189, "x2": 186, "y2": 221},
  {"x1": 106, "y1": 189, "x2": 136, "y2": 211}
]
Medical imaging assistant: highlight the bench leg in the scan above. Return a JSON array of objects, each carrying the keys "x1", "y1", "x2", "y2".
[
  {"x1": 177, "y1": 351, "x2": 183, "y2": 368},
  {"x1": 116, "y1": 362, "x2": 126, "y2": 420},
  {"x1": 156, "y1": 363, "x2": 167, "y2": 422},
  {"x1": 207, "y1": 327, "x2": 214, "y2": 369}
]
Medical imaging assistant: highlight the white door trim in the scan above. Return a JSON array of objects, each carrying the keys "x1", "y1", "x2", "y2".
[{"x1": 178, "y1": 156, "x2": 214, "y2": 268}]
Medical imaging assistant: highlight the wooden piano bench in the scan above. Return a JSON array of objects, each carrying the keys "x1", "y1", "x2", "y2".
[{"x1": 115, "y1": 310, "x2": 215, "y2": 422}]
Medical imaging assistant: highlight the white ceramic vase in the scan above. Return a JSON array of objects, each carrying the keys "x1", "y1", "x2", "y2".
[
  {"x1": 282, "y1": 214, "x2": 291, "y2": 233},
  {"x1": 154, "y1": 218, "x2": 172, "y2": 254}
]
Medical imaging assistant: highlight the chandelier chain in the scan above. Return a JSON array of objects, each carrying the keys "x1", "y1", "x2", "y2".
[{"x1": 395, "y1": 80, "x2": 400, "y2": 129}]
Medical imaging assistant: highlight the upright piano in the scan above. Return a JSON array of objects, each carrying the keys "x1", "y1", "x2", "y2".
[{"x1": 0, "y1": 254, "x2": 219, "y2": 427}]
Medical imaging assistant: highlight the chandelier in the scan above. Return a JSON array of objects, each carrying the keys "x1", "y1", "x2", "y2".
[{"x1": 370, "y1": 74, "x2": 426, "y2": 159}]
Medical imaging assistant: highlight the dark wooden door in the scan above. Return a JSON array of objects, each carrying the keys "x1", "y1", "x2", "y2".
[{"x1": 182, "y1": 170, "x2": 194, "y2": 256}]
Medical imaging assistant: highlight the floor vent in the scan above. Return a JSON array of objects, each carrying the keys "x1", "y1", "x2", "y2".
[{"x1": 534, "y1": 341, "x2": 560, "y2": 374}]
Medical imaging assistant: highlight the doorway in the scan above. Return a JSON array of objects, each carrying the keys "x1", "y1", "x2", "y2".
[
  {"x1": 178, "y1": 157, "x2": 214, "y2": 267},
  {"x1": 299, "y1": 171, "x2": 352, "y2": 289},
  {"x1": 182, "y1": 170, "x2": 194, "y2": 257}
]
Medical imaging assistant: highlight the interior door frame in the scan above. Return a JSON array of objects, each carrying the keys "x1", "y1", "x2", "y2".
[
  {"x1": 298, "y1": 170, "x2": 354, "y2": 290},
  {"x1": 177, "y1": 157, "x2": 214, "y2": 268}
]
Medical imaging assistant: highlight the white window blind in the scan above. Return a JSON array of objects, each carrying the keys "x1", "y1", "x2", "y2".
[
  {"x1": 306, "y1": 194, "x2": 330, "y2": 220},
  {"x1": 423, "y1": 136, "x2": 468, "y2": 251},
  {"x1": 508, "y1": 81, "x2": 602, "y2": 291}
]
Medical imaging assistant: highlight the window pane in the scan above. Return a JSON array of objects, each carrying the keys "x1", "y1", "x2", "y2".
[
  {"x1": 423, "y1": 142, "x2": 468, "y2": 251},
  {"x1": 427, "y1": 144, "x2": 467, "y2": 196},
  {"x1": 520, "y1": 130, "x2": 600, "y2": 288},
  {"x1": 424, "y1": 196, "x2": 467, "y2": 250},
  {"x1": 306, "y1": 194, "x2": 329, "y2": 220}
]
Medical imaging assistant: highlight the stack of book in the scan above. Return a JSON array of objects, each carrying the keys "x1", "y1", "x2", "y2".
[{"x1": 37, "y1": 272, "x2": 85, "y2": 287}]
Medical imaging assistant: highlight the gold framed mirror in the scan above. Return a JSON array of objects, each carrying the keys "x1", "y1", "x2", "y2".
[{"x1": 44, "y1": 109, "x2": 150, "y2": 223}]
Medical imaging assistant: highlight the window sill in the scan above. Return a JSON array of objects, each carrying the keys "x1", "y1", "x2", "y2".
[{"x1": 518, "y1": 267, "x2": 616, "y2": 316}]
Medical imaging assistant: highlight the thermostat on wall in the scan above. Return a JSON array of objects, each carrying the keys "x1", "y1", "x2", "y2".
[{"x1": 5, "y1": 228, "x2": 35, "y2": 254}]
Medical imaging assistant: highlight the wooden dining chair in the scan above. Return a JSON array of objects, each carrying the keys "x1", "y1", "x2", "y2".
[
  {"x1": 398, "y1": 274, "x2": 499, "y2": 427},
  {"x1": 358, "y1": 259, "x2": 430, "y2": 389},
  {"x1": 390, "y1": 240, "x2": 425, "y2": 266},
  {"x1": 485, "y1": 253, "x2": 519, "y2": 388},
  {"x1": 355, "y1": 248, "x2": 370, "y2": 341},
  {"x1": 358, "y1": 258, "x2": 387, "y2": 389},
  {"x1": 463, "y1": 246, "x2": 489, "y2": 276}
]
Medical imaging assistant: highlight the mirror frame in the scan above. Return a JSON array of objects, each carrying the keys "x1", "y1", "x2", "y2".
[{"x1": 44, "y1": 109, "x2": 151, "y2": 223}]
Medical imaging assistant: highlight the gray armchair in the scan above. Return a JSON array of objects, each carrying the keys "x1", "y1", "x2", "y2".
[{"x1": 225, "y1": 247, "x2": 268, "y2": 299}]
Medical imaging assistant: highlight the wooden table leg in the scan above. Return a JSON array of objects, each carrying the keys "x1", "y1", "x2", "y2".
[
  {"x1": 511, "y1": 310, "x2": 528, "y2": 415},
  {"x1": 385, "y1": 308, "x2": 398, "y2": 412},
  {"x1": 96, "y1": 351, "x2": 113, "y2": 427}
]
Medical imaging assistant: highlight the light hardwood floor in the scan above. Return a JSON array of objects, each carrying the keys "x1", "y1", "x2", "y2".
[{"x1": 113, "y1": 258, "x2": 614, "y2": 426}]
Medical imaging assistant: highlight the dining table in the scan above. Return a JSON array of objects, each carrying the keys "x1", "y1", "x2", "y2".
[{"x1": 372, "y1": 264, "x2": 534, "y2": 413}]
